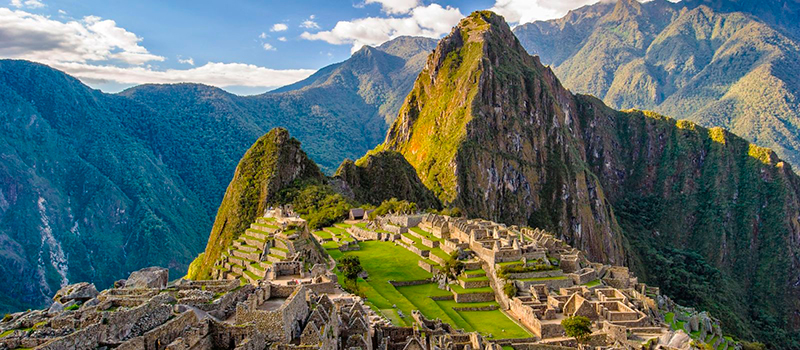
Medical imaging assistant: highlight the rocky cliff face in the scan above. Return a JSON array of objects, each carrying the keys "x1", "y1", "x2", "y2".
[
  {"x1": 187, "y1": 129, "x2": 323, "y2": 280},
  {"x1": 382, "y1": 11, "x2": 800, "y2": 346},
  {"x1": 383, "y1": 11, "x2": 626, "y2": 265}
]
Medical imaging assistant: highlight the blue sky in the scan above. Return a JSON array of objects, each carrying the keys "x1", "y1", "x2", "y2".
[{"x1": 0, "y1": 0, "x2": 606, "y2": 94}]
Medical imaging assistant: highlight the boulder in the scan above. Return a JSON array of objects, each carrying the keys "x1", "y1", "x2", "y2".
[
  {"x1": 53, "y1": 282, "x2": 99, "y2": 303},
  {"x1": 126, "y1": 267, "x2": 169, "y2": 289},
  {"x1": 47, "y1": 301, "x2": 64, "y2": 315}
]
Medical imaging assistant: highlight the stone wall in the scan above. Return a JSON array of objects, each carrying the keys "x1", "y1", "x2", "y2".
[
  {"x1": 389, "y1": 279, "x2": 433, "y2": 287},
  {"x1": 418, "y1": 259, "x2": 438, "y2": 273},
  {"x1": 453, "y1": 291, "x2": 494, "y2": 303},
  {"x1": 514, "y1": 278, "x2": 573, "y2": 291},
  {"x1": 117, "y1": 310, "x2": 198, "y2": 350},
  {"x1": 506, "y1": 270, "x2": 563, "y2": 280}
]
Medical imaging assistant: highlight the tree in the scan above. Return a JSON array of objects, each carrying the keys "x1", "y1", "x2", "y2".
[
  {"x1": 340, "y1": 255, "x2": 363, "y2": 282},
  {"x1": 442, "y1": 251, "x2": 465, "y2": 281},
  {"x1": 561, "y1": 316, "x2": 592, "y2": 343}
]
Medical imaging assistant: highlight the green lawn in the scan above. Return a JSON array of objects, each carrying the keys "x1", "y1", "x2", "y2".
[
  {"x1": 313, "y1": 230, "x2": 332, "y2": 239},
  {"x1": 328, "y1": 240, "x2": 432, "y2": 325},
  {"x1": 450, "y1": 284, "x2": 494, "y2": 294},
  {"x1": 327, "y1": 240, "x2": 529, "y2": 339},
  {"x1": 396, "y1": 284, "x2": 531, "y2": 339},
  {"x1": 325, "y1": 227, "x2": 347, "y2": 235},
  {"x1": 583, "y1": 279, "x2": 602, "y2": 288},
  {"x1": 410, "y1": 227, "x2": 441, "y2": 241},
  {"x1": 335, "y1": 223, "x2": 352, "y2": 229}
]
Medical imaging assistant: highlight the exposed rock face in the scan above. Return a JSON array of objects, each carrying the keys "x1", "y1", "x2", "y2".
[
  {"x1": 383, "y1": 11, "x2": 626, "y2": 264},
  {"x1": 333, "y1": 151, "x2": 441, "y2": 209},
  {"x1": 381, "y1": 10, "x2": 800, "y2": 345},
  {"x1": 188, "y1": 129, "x2": 324, "y2": 280},
  {"x1": 53, "y1": 282, "x2": 98, "y2": 304},
  {"x1": 125, "y1": 267, "x2": 169, "y2": 289}
]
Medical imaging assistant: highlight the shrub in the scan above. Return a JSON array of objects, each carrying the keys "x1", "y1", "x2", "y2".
[
  {"x1": 369, "y1": 198, "x2": 417, "y2": 219},
  {"x1": 561, "y1": 316, "x2": 592, "y2": 343},
  {"x1": 443, "y1": 251, "x2": 465, "y2": 279},
  {"x1": 65, "y1": 304, "x2": 80, "y2": 311},
  {"x1": 503, "y1": 282, "x2": 518, "y2": 298},
  {"x1": 2, "y1": 314, "x2": 11, "y2": 322},
  {"x1": 741, "y1": 342, "x2": 766, "y2": 350}
]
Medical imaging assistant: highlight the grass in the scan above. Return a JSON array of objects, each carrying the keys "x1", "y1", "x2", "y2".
[
  {"x1": 583, "y1": 279, "x2": 602, "y2": 288},
  {"x1": 313, "y1": 230, "x2": 332, "y2": 239},
  {"x1": 400, "y1": 232, "x2": 432, "y2": 251},
  {"x1": 335, "y1": 223, "x2": 352, "y2": 229},
  {"x1": 464, "y1": 269, "x2": 486, "y2": 276},
  {"x1": 327, "y1": 238, "x2": 529, "y2": 339},
  {"x1": 450, "y1": 284, "x2": 494, "y2": 294},
  {"x1": 0, "y1": 329, "x2": 13, "y2": 338},
  {"x1": 328, "y1": 240, "x2": 433, "y2": 325},
  {"x1": 410, "y1": 227, "x2": 441, "y2": 242},
  {"x1": 325, "y1": 227, "x2": 347, "y2": 235}
]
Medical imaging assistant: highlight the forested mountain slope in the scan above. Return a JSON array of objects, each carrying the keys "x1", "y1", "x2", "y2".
[
  {"x1": 514, "y1": 0, "x2": 800, "y2": 171},
  {"x1": 0, "y1": 36, "x2": 435, "y2": 313}
]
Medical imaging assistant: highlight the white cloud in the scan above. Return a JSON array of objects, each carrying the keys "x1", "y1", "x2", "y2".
[
  {"x1": 490, "y1": 0, "x2": 601, "y2": 24},
  {"x1": 364, "y1": 0, "x2": 419, "y2": 14},
  {"x1": 301, "y1": 15, "x2": 320, "y2": 29},
  {"x1": 0, "y1": 8, "x2": 314, "y2": 91},
  {"x1": 301, "y1": 3, "x2": 462, "y2": 52},
  {"x1": 0, "y1": 8, "x2": 164, "y2": 65},
  {"x1": 57, "y1": 9, "x2": 66, "y2": 14},
  {"x1": 278, "y1": 36, "x2": 287, "y2": 42},
  {"x1": 259, "y1": 32, "x2": 268, "y2": 39},
  {"x1": 10, "y1": 0, "x2": 44, "y2": 9},
  {"x1": 270, "y1": 23, "x2": 288, "y2": 32},
  {"x1": 50, "y1": 61, "x2": 315, "y2": 89},
  {"x1": 262, "y1": 43, "x2": 276, "y2": 51},
  {"x1": 178, "y1": 57, "x2": 194, "y2": 65}
]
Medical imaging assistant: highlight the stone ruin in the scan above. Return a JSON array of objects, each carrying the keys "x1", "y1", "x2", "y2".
[{"x1": 210, "y1": 207, "x2": 327, "y2": 285}]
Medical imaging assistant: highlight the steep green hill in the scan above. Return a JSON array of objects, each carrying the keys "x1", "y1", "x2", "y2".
[
  {"x1": 333, "y1": 151, "x2": 441, "y2": 209},
  {"x1": 187, "y1": 128, "x2": 323, "y2": 280},
  {"x1": 383, "y1": 11, "x2": 800, "y2": 347},
  {"x1": 513, "y1": 0, "x2": 800, "y2": 173}
]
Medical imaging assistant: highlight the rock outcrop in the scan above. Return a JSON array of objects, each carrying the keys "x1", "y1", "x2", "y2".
[{"x1": 125, "y1": 267, "x2": 170, "y2": 290}]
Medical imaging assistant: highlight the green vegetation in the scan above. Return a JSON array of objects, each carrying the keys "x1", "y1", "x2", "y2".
[
  {"x1": 583, "y1": 279, "x2": 601, "y2": 288},
  {"x1": 497, "y1": 263, "x2": 558, "y2": 279},
  {"x1": 65, "y1": 304, "x2": 80, "y2": 311},
  {"x1": 503, "y1": 282, "x2": 517, "y2": 298},
  {"x1": 561, "y1": 316, "x2": 592, "y2": 343},
  {"x1": 442, "y1": 251, "x2": 465, "y2": 280},
  {"x1": 339, "y1": 255, "x2": 364, "y2": 293},
  {"x1": 274, "y1": 180, "x2": 354, "y2": 229},
  {"x1": 368, "y1": 198, "x2": 418, "y2": 219}
]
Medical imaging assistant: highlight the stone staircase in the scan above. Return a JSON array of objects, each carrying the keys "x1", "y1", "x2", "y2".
[{"x1": 211, "y1": 217, "x2": 295, "y2": 284}]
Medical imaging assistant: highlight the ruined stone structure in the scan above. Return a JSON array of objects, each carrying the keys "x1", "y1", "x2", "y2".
[{"x1": 210, "y1": 206, "x2": 326, "y2": 285}]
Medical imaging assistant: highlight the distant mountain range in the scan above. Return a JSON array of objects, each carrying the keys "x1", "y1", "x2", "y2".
[
  {"x1": 0, "y1": 36, "x2": 435, "y2": 313},
  {"x1": 514, "y1": 0, "x2": 800, "y2": 169}
]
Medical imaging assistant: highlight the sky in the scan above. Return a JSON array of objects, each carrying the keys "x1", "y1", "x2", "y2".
[{"x1": 0, "y1": 0, "x2": 610, "y2": 95}]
